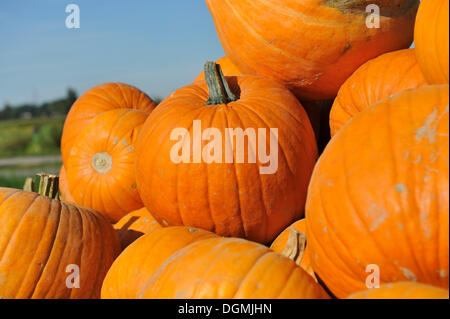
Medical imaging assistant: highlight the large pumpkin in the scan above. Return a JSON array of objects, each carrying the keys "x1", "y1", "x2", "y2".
[
  {"x1": 66, "y1": 108, "x2": 149, "y2": 223},
  {"x1": 61, "y1": 82, "x2": 156, "y2": 165},
  {"x1": 137, "y1": 232, "x2": 329, "y2": 299},
  {"x1": 194, "y1": 56, "x2": 242, "y2": 82},
  {"x1": 306, "y1": 85, "x2": 449, "y2": 298},
  {"x1": 114, "y1": 207, "x2": 162, "y2": 251},
  {"x1": 102, "y1": 227, "x2": 217, "y2": 299},
  {"x1": 348, "y1": 282, "x2": 449, "y2": 299},
  {"x1": 270, "y1": 219, "x2": 315, "y2": 280},
  {"x1": 206, "y1": 0, "x2": 419, "y2": 100},
  {"x1": 0, "y1": 175, "x2": 120, "y2": 299},
  {"x1": 135, "y1": 62, "x2": 318, "y2": 244},
  {"x1": 414, "y1": 0, "x2": 449, "y2": 84},
  {"x1": 330, "y1": 49, "x2": 427, "y2": 136}
]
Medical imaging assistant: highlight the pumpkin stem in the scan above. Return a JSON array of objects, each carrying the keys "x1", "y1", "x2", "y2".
[
  {"x1": 23, "y1": 177, "x2": 35, "y2": 192},
  {"x1": 281, "y1": 229, "x2": 307, "y2": 266},
  {"x1": 204, "y1": 61, "x2": 238, "y2": 105},
  {"x1": 36, "y1": 173, "x2": 60, "y2": 200}
]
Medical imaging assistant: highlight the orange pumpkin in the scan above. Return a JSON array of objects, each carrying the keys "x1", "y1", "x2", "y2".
[
  {"x1": 348, "y1": 282, "x2": 449, "y2": 299},
  {"x1": 306, "y1": 85, "x2": 449, "y2": 298},
  {"x1": 102, "y1": 227, "x2": 217, "y2": 299},
  {"x1": 0, "y1": 175, "x2": 120, "y2": 299},
  {"x1": 66, "y1": 108, "x2": 149, "y2": 223},
  {"x1": 58, "y1": 166, "x2": 76, "y2": 204},
  {"x1": 330, "y1": 49, "x2": 427, "y2": 136},
  {"x1": 135, "y1": 62, "x2": 318, "y2": 244},
  {"x1": 114, "y1": 207, "x2": 162, "y2": 251},
  {"x1": 136, "y1": 231, "x2": 329, "y2": 299},
  {"x1": 194, "y1": 56, "x2": 242, "y2": 82},
  {"x1": 206, "y1": 0, "x2": 419, "y2": 100},
  {"x1": 61, "y1": 82, "x2": 156, "y2": 165},
  {"x1": 270, "y1": 219, "x2": 315, "y2": 280},
  {"x1": 414, "y1": 0, "x2": 449, "y2": 84},
  {"x1": 102, "y1": 226, "x2": 328, "y2": 299}
]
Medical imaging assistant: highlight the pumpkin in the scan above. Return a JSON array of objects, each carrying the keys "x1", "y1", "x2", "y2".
[
  {"x1": 61, "y1": 82, "x2": 156, "y2": 165},
  {"x1": 58, "y1": 166, "x2": 76, "y2": 204},
  {"x1": 348, "y1": 282, "x2": 449, "y2": 299},
  {"x1": 114, "y1": 207, "x2": 162, "y2": 251},
  {"x1": 66, "y1": 108, "x2": 148, "y2": 223},
  {"x1": 102, "y1": 227, "x2": 217, "y2": 299},
  {"x1": 270, "y1": 219, "x2": 315, "y2": 280},
  {"x1": 135, "y1": 62, "x2": 318, "y2": 244},
  {"x1": 414, "y1": 0, "x2": 449, "y2": 84},
  {"x1": 0, "y1": 174, "x2": 120, "y2": 299},
  {"x1": 330, "y1": 49, "x2": 427, "y2": 136},
  {"x1": 205, "y1": 0, "x2": 419, "y2": 100},
  {"x1": 136, "y1": 230, "x2": 329, "y2": 299},
  {"x1": 194, "y1": 56, "x2": 242, "y2": 82},
  {"x1": 306, "y1": 85, "x2": 449, "y2": 298}
]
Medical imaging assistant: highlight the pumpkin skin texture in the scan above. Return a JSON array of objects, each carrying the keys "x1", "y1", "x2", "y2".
[
  {"x1": 205, "y1": 0, "x2": 420, "y2": 100},
  {"x1": 58, "y1": 166, "x2": 76, "y2": 204},
  {"x1": 66, "y1": 108, "x2": 148, "y2": 223},
  {"x1": 330, "y1": 49, "x2": 427, "y2": 136},
  {"x1": 348, "y1": 282, "x2": 449, "y2": 299},
  {"x1": 194, "y1": 56, "x2": 242, "y2": 82},
  {"x1": 61, "y1": 82, "x2": 156, "y2": 165},
  {"x1": 114, "y1": 207, "x2": 162, "y2": 251},
  {"x1": 135, "y1": 74, "x2": 318, "y2": 244},
  {"x1": 270, "y1": 219, "x2": 315, "y2": 279},
  {"x1": 306, "y1": 85, "x2": 449, "y2": 298},
  {"x1": 414, "y1": 0, "x2": 449, "y2": 85},
  {"x1": 101, "y1": 227, "x2": 217, "y2": 299},
  {"x1": 137, "y1": 235, "x2": 329, "y2": 299},
  {"x1": 0, "y1": 188, "x2": 120, "y2": 299}
]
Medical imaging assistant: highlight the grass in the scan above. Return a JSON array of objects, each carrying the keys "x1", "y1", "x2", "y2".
[
  {"x1": 0, "y1": 176, "x2": 27, "y2": 189},
  {"x1": 0, "y1": 116, "x2": 65, "y2": 158}
]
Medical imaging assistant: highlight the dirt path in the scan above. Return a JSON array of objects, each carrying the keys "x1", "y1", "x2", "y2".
[{"x1": 0, "y1": 155, "x2": 62, "y2": 168}]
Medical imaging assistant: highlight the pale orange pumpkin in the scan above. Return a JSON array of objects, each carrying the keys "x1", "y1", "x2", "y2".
[
  {"x1": 306, "y1": 85, "x2": 449, "y2": 298},
  {"x1": 0, "y1": 175, "x2": 120, "y2": 299},
  {"x1": 330, "y1": 49, "x2": 427, "y2": 136},
  {"x1": 61, "y1": 82, "x2": 156, "y2": 165},
  {"x1": 135, "y1": 62, "x2": 318, "y2": 244},
  {"x1": 348, "y1": 282, "x2": 449, "y2": 299},
  {"x1": 102, "y1": 226, "x2": 329, "y2": 299},
  {"x1": 66, "y1": 108, "x2": 149, "y2": 223},
  {"x1": 206, "y1": 0, "x2": 419, "y2": 100},
  {"x1": 414, "y1": 0, "x2": 449, "y2": 84},
  {"x1": 114, "y1": 207, "x2": 162, "y2": 250}
]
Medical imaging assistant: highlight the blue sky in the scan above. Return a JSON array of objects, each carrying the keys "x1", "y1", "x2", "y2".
[{"x1": 0, "y1": 0, "x2": 225, "y2": 107}]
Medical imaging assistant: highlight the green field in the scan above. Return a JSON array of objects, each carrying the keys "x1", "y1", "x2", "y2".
[
  {"x1": 0, "y1": 116, "x2": 65, "y2": 188},
  {"x1": 0, "y1": 116, "x2": 65, "y2": 158}
]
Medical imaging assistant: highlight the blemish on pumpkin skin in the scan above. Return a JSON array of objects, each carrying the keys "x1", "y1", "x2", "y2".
[
  {"x1": 395, "y1": 184, "x2": 407, "y2": 193},
  {"x1": 399, "y1": 267, "x2": 417, "y2": 282},
  {"x1": 437, "y1": 269, "x2": 447, "y2": 278},
  {"x1": 368, "y1": 204, "x2": 388, "y2": 232},
  {"x1": 113, "y1": 137, "x2": 120, "y2": 145},
  {"x1": 397, "y1": 223, "x2": 404, "y2": 230},
  {"x1": 342, "y1": 43, "x2": 351, "y2": 54}
]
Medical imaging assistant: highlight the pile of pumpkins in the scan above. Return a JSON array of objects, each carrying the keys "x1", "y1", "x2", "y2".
[{"x1": 0, "y1": 0, "x2": 448, "y2": 299}]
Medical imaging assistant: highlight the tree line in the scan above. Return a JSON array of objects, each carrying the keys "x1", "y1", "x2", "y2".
[{"x1": 0, "y1": 88, "x2": 77, "y2": 121}]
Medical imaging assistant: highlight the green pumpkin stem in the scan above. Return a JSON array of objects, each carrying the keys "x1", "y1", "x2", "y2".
[
  {"x1": 204, "y1": 61, "x2": 238, "y2": 105},
  {"x1": 281, "y1": 229, "x2": 307, "y2": 266},
  {"x1": 29, "y1": 173, "x2": 60, "y2": 200}
]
